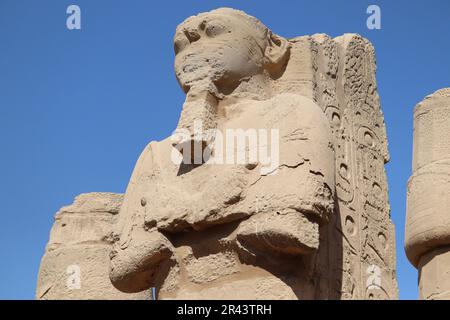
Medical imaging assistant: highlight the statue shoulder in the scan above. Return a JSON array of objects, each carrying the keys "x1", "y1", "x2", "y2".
[
  {"x1": 130, "y1": 138, "x2": 176, "y2": 182},
  {"x1": 128, "y1": 141, "x2": 159, "y2": 184},
  {"x1": 265, "y1": 93, "x2": 331, "y2": 136},
  {"x1": 274, "y1": 92, "x2": 326, "y2": 120}
]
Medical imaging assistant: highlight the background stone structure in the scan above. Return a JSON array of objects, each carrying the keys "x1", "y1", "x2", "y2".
[
  {"x1": 36, "y1": 193, "x2": 151, "y2": 299},
  {"x1": 405, "y1": 88, "x2": 450, "y2": 300}
]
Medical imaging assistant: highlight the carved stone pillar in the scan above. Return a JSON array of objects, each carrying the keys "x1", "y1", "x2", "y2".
[{"x1": 406, "y1": 88, "x2": 450, "y2": 300}]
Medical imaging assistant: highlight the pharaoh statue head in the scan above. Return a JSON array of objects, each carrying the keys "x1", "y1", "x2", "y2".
[
  {"x1": 172, "y1": 8, "x2": 291, "y2": 162},
  {"x1": 174, "y1": 8, "x2": 290, "y2": 96}
]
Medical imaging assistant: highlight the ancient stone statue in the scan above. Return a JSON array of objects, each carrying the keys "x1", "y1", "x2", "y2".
[
  {"x1": 108, "y1": 8, "x2": 398, "y2": 299},
  {"x1": 405, "y1": 88, "x2": 450, "y2": 300},
  {"x1": 36, "y1": 8, "x2": 398, "y2": 300}
]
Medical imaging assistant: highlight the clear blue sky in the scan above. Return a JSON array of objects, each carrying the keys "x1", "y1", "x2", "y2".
[{"x1": 1, "y1": 0, "x2": 449, "y2": 300}]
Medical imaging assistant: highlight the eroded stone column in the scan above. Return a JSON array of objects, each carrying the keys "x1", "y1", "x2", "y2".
[
  {"x1": 406, "y1": 88, "x2": 450, "y2": 300},
  {"x1": 36, "y1": 193, "x2": 151, "y2": 300}
]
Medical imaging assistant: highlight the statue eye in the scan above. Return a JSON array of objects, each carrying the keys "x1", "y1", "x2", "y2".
[
  {"x1": 184, "y1": 29, "x2": 201, "y2": 43},
  {"x1": 205, "y1": 23, "x2": 226, "y2": 37}
]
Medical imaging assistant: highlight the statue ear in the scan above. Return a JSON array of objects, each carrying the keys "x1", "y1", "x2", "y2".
[{"x1": 264, "y1": 31, "x2": 290, "y2": 71}]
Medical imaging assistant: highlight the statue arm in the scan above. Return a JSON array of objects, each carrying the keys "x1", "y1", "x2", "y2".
[{"x1": 109, "y1": 142, "x2": 174, "y2": 293}]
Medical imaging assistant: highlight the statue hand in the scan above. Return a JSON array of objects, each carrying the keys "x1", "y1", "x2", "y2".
[
  {"x1": 236, "y1": 209, "x2": 320, "y2": 256},
  {"x1": 109, "y1": 226, "x2": 174, "y2": 293}
]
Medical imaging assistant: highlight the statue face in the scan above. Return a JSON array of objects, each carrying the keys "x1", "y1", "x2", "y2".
[{"x1": 174, "y1": 13, "x2": 266, "y2": 94}]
